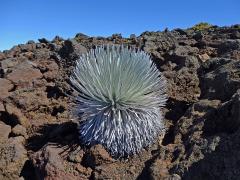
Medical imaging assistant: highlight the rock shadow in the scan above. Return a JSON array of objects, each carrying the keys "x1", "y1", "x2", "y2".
[
  {"x1": 26, "y1": 121, "x2": 79, "y2": 153},
  {"x1": 162, "y1": 98, "x2": 190, "y2": 145},
  {"x1": 182, "y1": 130, "x2": 240, "y2": 180}
]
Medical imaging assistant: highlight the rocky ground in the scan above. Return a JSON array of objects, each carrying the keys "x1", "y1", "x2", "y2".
[{"x1": 0, "y1": 24, "x2": 240, "y2": 180}]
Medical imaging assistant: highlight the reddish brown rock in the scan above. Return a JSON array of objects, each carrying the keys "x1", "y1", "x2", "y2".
[
  {"x1": 74, "y1": 164, "x2": 92, "y2": 179},
  {"x1": 164, "y1": 68, "x2": 201, "y2": 102},
  {"x1": 32, "y1": 145, "x2": 77, "y2": 180},
  {"x1": 0, "y1": 78, "x2": 14, "y2": 99},
  {"x1": 0, "y1": 101, "x2": 4, "y2": 111},
  {"x1": 0, "y1": 90, "x2": 10, "y2": 100},
  {"x1": 0, "y1": 25, "x2": 239, "y2": 179},
  {"x1": 0, "y1": 78, "x2": 14, "y2": 91},
  {"x1": 10, "y1": 90, "x2": 49, "y2": 111},
  {"x1": 5, "y1": 103, "x2": 29, "y2": 127},
  {"x1": 0, "y1": 136, "x2": 27, "y2": 180},
  {"x1": 149, "y1": 159, "x2": 171, "y2": 179},
  {"x1": 37, "y1": 59, "x2": 59, "y2": 81},
  {"x1": 6, "y1": 61, "x2": 43, "y2": 89},
  {"x1": 11, "y1": 124, "x2": 28, "y2": 139},
  {"x1": 0, "y1": 122, "x2": 11, "y2": 141},
  {"x1": 67, "y1": 147, "x2": 84, "y2": 163},
  {"x1": 84, "y1": 144, "x2": 115, "y2": 168},
  {"x1": 1, "y1": 58, "x2": 20, "y2": 69}
]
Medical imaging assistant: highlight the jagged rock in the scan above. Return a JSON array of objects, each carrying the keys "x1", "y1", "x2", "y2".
[
  {"x1": 67, "y1": 147, "x2": 84, "y2": 163},
  {"x1": 9, "y1": 89, "x2": 49, "y2": 111},
  {"x1": 11, "y1": 124, "x2": 28, "y2": 139},
  {"x1": 58, "y1": 39, "x2": 87, "y2": 60},
  {"x1": 0, "y1": 26, "x2": 239, "y2": 179},
  {"x1": 168, "y1": 89, "x2": 240, "y2": 179},
  {"x1": 5, "y1": 103, "x2": 29, "y2": 127},
  {"x1": 6, "y1": 61, "x2": 43, "y2": 89},
  {"x1": 31, "y1": 145, "x2": 78, "y2": 180},
  {"x1": 217, "y1": 39, "x2": 240, "y2": 56},
  {"x1": 38, "y1": 38, "x2": 49, "y2": 44},
  {"x1": 230, "y1": 30, "x2": 240, "y2": 39},
  {"x1": 149, "y1": 158, "x2": 170, "y2": 179},
  {"x1": 27, "y1": 40, "x2": 35, "y2": 44},
  {"x1": 181, "y1": 90, "x2": 240, "y2": 179},
  {"x1": 52, "y1": 36, "x2": 64, "y2": 43},
  {"x1": 170, "y1": 45, "x2": 199, "y2": 57},
  {"x1": 173, "y1": 99, "x2": 221, "y2": 144},
  {"x1": 165, "y1": 67, "x2": 201, "y2": 102},
  {"x1": 142, "y1": 31, "x2": 178, "y2": 54},
  {"x1": 83, "y1": 144, "x2": 115, "y2": 168},
  {"x1": 200, "y1": 58, "x2": 240, "y2": 101},
  {"x1": 203, "y1": 89, "x2": 240, "y2": 135},
  {"x1": 5, "y1": 46, "x2": 21, "y2": 57},
  {"x1": 0, "y1": 52, "x2": 5, "y2": 61},
  {"x1": 0, "y1": 101, "x2": 4, "y2": 111},
  {"x1": 0, "y1": 78, "x2": 14, "y2": 100},
  {"x1": 75, "y1": 33, "x2": 89, "y2": 40},
  {"x1": 0, "y1": 136, "x2": 28, "y2": 180},
  {"x1": 130, "y1": 34, "x2": 136, "y2": 39},
  {"x1": 19, "y1": 43, "x2": 36, "y2": 52},
  {"x1": 0, "y1": 122, "x2": 11, "y2": 141},
  {"x1": 74, "y1": 164, "x2": 92, "y2": 179},
  {"x1": 165, "y1": 55, "x2": 200, "y2": 70},
  {"x1": 1, "y1": 58, "x2": 20, "y2": 69},
  {"x1": 37, "y1": 59, "x2": 59, "y2": 81}
]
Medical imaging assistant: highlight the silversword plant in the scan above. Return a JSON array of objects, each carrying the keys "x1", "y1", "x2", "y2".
[{"x1": 70, "y1": 45, "x2": 167, "y2": 157}]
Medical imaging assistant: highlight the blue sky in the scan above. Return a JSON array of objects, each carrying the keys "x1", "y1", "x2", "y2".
[{"x1": 1, "y1": 0, "x2": 239, "y2": 51}]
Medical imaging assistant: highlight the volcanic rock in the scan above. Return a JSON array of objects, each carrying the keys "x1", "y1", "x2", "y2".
[
  {"x1": 0, "y1": 136, "x2": 27, "y2": 180},
  {"x1": 0, "y1": 24, "x2": 240, "y2": 179}
]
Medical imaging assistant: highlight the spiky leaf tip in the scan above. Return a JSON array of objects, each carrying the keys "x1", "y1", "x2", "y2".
[{"x1": 70, "y1": 45, "x2": 167, "y2": 157}]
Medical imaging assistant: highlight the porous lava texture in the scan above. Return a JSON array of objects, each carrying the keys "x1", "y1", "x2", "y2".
[{"x1": 0, "y1": 25, "x2": 240, "y2": 180}]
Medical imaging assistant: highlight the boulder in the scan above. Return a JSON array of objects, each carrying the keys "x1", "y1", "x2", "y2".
[
  {"x1": 0, "y1": 136, "x2": 27, "y2": 180},
  {"x1": 200, "y1": 58, "x2": 240, "y2": 101},
  {"x1": 0, "y1": 122, "x2": 11, "y2": 141},
  {"x1": 31, "y1": 145, "x2": 79, "y2": 180},
  {"x1": 0, "y1": 78, "x2": 14, "y2": 100},
  {"x1": 6, "y1": 61, "x2": 43, "y2": 89}
]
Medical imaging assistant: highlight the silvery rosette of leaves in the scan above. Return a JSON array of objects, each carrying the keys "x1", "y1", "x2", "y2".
[{"x1": 70, "y1": 45, "x2": 167, "y2": 157}]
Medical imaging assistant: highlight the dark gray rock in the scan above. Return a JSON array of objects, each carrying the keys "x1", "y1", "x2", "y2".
[
  {"x1": 200, "y1": 58, "x2": 240, "y2": 101},
  {"x1": 52, "y1": 36, "x2": 64, "y2": 43},
  {"x1": 0, "y1": 52, "x2": 6, "y2": 62},
  {"x1": 130, "y1": 34, "x2": 136, "y2": 39},
  {"x1": 19, "y1": 43, "x2": 36, "y2": 52},
  {"x1": 169, "y1": 45, "x2": 199, "y2": 57},
  {"x1": 58, "y1": 39, "x2": 87, "y2": 60},
  {"x1": 27, "y1": 40, "x2": 35, "y2": 44},
  {"x1": 203, "y1": 89, "x2": 240, "y2": 135},
  {"x1": 142, "y1": 31, "x2": 178, "y2": 52},
  {"x1": 182, "y1": 90, "x2": 240, "y2": 180},
  {"x1": 164, "y1": 67, "x2": 201, "y2": 102},
  {"x1": 0, "y1": 25, "x2": 240, "y2": 180},
  {"x1": 83, "y1": 144, "x2": 115, "y2": 169},
  {"x1": 217, "y1": 40, "x2": 240, "y2": 56},
  {"x1": 75, "y1": 33, "x2": 89, "y2": 40},
  {"x1": 38, "y1": 38, "x2": 50, "y2": 44}
]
